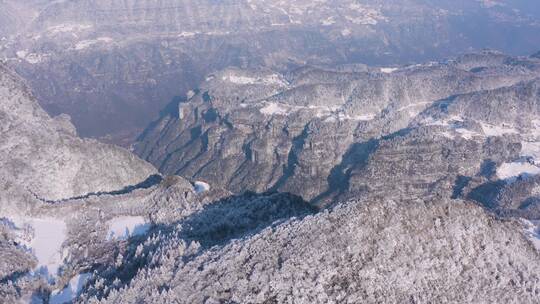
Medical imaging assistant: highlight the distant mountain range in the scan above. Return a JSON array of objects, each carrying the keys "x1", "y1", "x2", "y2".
[{"x1": 1, "y1": 0, "x2": 540, "y2": 143}]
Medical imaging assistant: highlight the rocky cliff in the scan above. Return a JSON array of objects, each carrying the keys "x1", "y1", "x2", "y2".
[{"x1": 136, "y1": 51, "x2": 540, "y2": 207}]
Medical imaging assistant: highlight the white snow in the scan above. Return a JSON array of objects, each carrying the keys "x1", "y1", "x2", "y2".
[
  {"x1": 259, "y1": 103, "x2": 354, "y2": 119},
  {"x1": 522, "y1": 219, "x2": 540, "y2": 250},
  {"x1": 423, "y1": 115, "x2": 464, "y2": 127},
  {"x1": 194, "y1": 181, "x2": 211, "y2": 193},
  {"x1": 15, "y1": 51, "x2": 46, "y2": 64},
  {"x1": 10, "y1": 217, "x2": 67, "y2": 278},
  {"x1": 178, "y1": 31, "x2": 197, "y2": 38},
  {"x1": 439, "y1": 131, "x2": 456, "y2": 139},
  {"x1": 497, "y1": 162, "x2": 540, "y2": 181},
  {"x1": 353, "y1": 113, "x2": 377, "y2": 121},
  {"x1": 395, "y1": 101, "x2": 434, "y2": 117},
  {"x1": 47, "y1": 24, "x2": 93, "y2": 34},
  {"x1": 74, "y1": 37, "x2": 113, "y2": 50},
  {"x1": 455, "y1": 128, "x2": 481, "y2": 140},
  {"x1": 522, "y1": 142, "x2": 540, "y2": 164},
  {"x1": 260, "y1": 103, "x2": 289, "y2": 115},
  {"x1": 186, "y1": 90, "x2": 196, "y2": 100},
  {"x1": 49, "y1": 273, "x2": 91, "y2": 304},
  {"x1": 24, "y1": 53, "x2": 45, "y2": 64},
  {"x1": 346, "y1": 15, "x2": 377, "y2": 25},
  {"x1": 380, "y1": 67, "x2": 398, "y2": 74},
  {"x1": 478, "y1": 0, "x2": 503, "y2": 8},
  {"x1": 533, "y1": 185, "x2": 540, "y2": 196},
  {"x1": 321, "y1": 17, "x2": 336, "y2": 26},
  {"x1": 331, "y1": 112, "x2": 377, "y2": 121},
  {"x1": 106, "y1": 216, "x2": 150, "y2": 240},
  {"x1": 223, "y1": 75, "x2": 258, "y2": 84},
  {"x1": 16, "y1": 50, "x2": 28, "y2": 59},
  {"x1": 346, "y1": 4, "x2": 386, "y2": 25},
  {"x1": 341, "y1": 28, "x2": 352, "y2": 36},
  {"x1": 222, "y1": 74, "x2": 286, "y2": 86},
  {"x1": 480, "y1": 123, "x2": 518, "y2": 136}
]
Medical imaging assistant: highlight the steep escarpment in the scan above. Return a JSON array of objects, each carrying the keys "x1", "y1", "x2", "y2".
[{"x1": 136, "y1": 52, "x2": 540, "y2": 205}]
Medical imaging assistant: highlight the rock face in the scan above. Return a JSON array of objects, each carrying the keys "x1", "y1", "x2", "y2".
[
  {"x1": 80, "y1": 198, "x2": 540, "y2": 304},
  {"x1": 136, "y1": 52, "x2": 540, "y2": 205},
  {"x1": 0, "y1": 62, "x2": 157, "y2": 202},
  {"x1": 1, "y1": 0, "x2": 540, "y2": 142}
]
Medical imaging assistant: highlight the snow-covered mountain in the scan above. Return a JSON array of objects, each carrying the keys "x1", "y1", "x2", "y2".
[
  {"x1": 1, "y1": 0, "x2": 540, "y2": 143},
  {"x1": 136, "y1": 51, "x2": 540, "y2": 207},
  {"x1": 2, "y1": 2, "x2": 540, "y2": 302},
  {"x1": 0, "y1": 62, "x2": 156, "y2": 203},
  {"x1": 0, "y1": 61, "x2": 203, "y2": 302},
  {"x1": 2, "y1": 51, "x2": 540, "y2": 303}
]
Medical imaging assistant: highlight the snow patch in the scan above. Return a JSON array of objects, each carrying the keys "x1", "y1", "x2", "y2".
[
  {"x1": 10, "y1": 217, "x2": 67, "y2": 279},
  {"x1": 74, "y1": 37, "x2": 113, "y2": 50},
  {"x1": 478, "y1": 0, "x2": 504, "y2": 8},
  {"x1": 522, "y1": 219, "x2": 540, "y2": 250},
  {"x1": 522, "y1": 142, "x2": 540, "y2": 164},
  {"x1": 380, "y1": 67, "x2": 398, "y2": 74},
  {"x1": 423, "y1": 115, "x2": 464, "y2": 127},
  {"x1": 497, "y1": 162, "x2": 540, "y2": 181},
  {"x1": 186, "y1": 90, "x2": 196, "y2": 100},
  {"x1": 107, "y1": 216, "x2": 150, "y2": 240},
  {"x1": 341, "y1": 28, "x2": 352, "y2": 36},
  {"x1": 260, "y1": 103, "x2": 288, "y2": 115},
  {"x1": 346, "y1": 4, "x2": 386, "y2": 25},
  {"x1": 222, "y1": 74, "x2": 287, "y2": 86},
  {"x1": 47, "y1": 24, "x2": 93, "y2": 34},
  {"x1": 321, "y1": 17, "x2": 336, "y2": 26},
  {"x1": 353, "y1": 113, "x2": 377, "y2": 121},
  {"x1": 50, "y1": 273, "x2": 91, "y2": 304},
  {"x1": 16, "y1": 50, "x2": 28, "y2": 59},
  {"x1": 24, "y1": 53, "x2": 45, "y2": 64},
  {"x1": 455, "y1": 128, "x2": 481, "y2": 140},
  {"x1": 178, "y1": 31, "x2": 197, "y2": 38},
  {"x1": 258, "y1": 102, "x2": 346, "y2": 118},
  {"x1": 331, "y1": 112, "x2": 377, "y2": 121},
  {"x1": 480, "y1": 123, "x2": 518, "y2": 136},
  {"x1": 15, "y1": 51, "x2": 46, "y2": 64},
  {"x1": 194, "y1": 181, "x2": 211, "y2": 193}
]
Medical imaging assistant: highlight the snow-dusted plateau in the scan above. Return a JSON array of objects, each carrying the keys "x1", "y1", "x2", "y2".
[{"x1": 2, "y1": 1, "x2": 540, "y2": 303}]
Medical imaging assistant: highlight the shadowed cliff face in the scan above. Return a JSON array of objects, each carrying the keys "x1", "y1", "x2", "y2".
[
  {"x1": 1, "y1": 0, "x2": 540, "y2": 142},
  {"x1": 135, "y1": 52, "x2": 540, "y2": 206}
]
